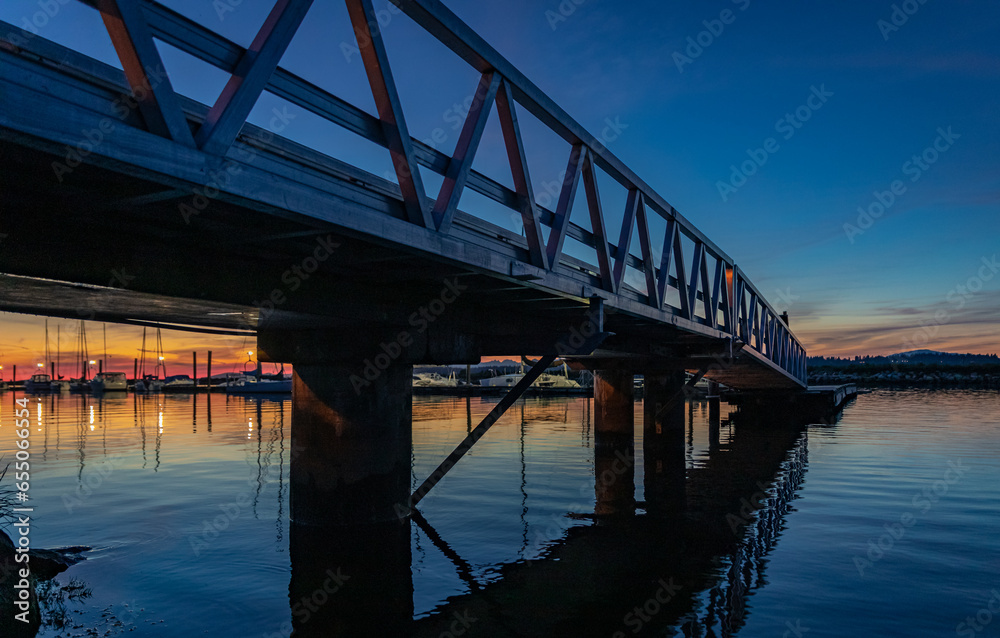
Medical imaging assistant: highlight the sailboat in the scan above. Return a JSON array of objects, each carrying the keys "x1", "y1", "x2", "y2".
[
  {"x1": 90, "y1": 324, "x2": 128, "y2": 392},
  {"x1": 51, "y1": 322, "x2": 70, "y2": 391},
  {"x1": 69, "y1": 321, "x2": 92, "y2": 392},
  {"x1": 226, "y1": 353, "x2": 291, "y2": 394},
  {"x1": 134, "y1": 327, "x2": 164, "y2": 393}
]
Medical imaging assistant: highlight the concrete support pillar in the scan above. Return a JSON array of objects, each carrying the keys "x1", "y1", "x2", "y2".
[
  {"x1": 592, "y1": 369, "x2": 635, "y2": 516},
  {"x1": 290, "y1": 361, "x2": 412, "y2": 526},
  {"x1": 593, "y1": 369, "x2": 634, "y2": 435},
  {"x1": 643, "y1": 371, "x2": 687, "y2": 516}
]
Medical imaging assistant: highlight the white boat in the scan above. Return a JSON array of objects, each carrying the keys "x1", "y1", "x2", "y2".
[
  {"x1": 51, "y1": 379, "x2": 71, "y2": 392},
  {"x1": 479, "y1": 372, "x2": 524, "y2": 387},
  {"x1": 533, "y1": 372, "x2": 581, "y2": 389},
  {"x1": 479, "y1": 362, "x2": 580, "y2": 389},
  {"x1": 90, "y1": 371, "x2": 128, "y2": 392},
  {"x1": 134, "y1": 374, "x2": 164, "y2": 393},
  {"x1": 226, "y1": 375, "x2": 292, "y2": 394},
  {"x1": 412, "y1": 372, "x2": 459, "y2": 388},
  {"x1": 161, "y1": 374, "x2": 196, "y2": 392}
]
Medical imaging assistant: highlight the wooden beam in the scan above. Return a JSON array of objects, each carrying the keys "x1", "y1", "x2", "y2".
[
  {"x1": 710, "y1": 257, "x2": 724, "y2": 330},
  {"x1": 545, "y1": 144, "x2": 585, "y2": 270},
  {"x1": 612, "y1": 188, "x2": 639, "y2": 291},
  {"x1": 495, "y1": 79, "x2": 547, "y2": 269},
  {"x1": 346, "y1": 0, "x2": 432, "y2": 228},
  {"x1": 433, "y1": 71, "x2": 499, "y2": 233},
  {"x1": 633, "y1": 193, "x2": 658, "y2": 308},
  {"x1": 196, "y1": 0, "x2": 314, "y2": 155},
  {"x1": 580, "y1": 153, "x2": 614, "y2": 292},
  {"x1": 96, "y1": 0, "x2": 194, "y2": 146}
]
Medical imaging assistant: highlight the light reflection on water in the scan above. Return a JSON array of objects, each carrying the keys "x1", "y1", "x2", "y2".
[{"x1": 0, "y1": 389, "x2": 997, "y2": 636}]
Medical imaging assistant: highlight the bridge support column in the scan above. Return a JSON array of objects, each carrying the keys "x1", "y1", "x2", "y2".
[
  {"x1": 708, "y1": 380, "x2": 721, "y2": 420},
  {"x1": 643, "y1": 371, "x2": 686, "y2": 516},
  {"x1": 290, "y1": 361, "x2": 412, "y2": 526},
  {"x1": 592, "y1": 369, "x2": 635, "y2": 516}
]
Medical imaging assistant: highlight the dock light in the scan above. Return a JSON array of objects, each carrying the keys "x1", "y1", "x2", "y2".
[
  {"x1": 37, "y1": 363, "x2": 44, "y2": 368},
  {"x1": 158, "y1": 356, "x2": 165, "y2": 361},
  {"x1": 89, "y1": 360, "x2": 96, "y2": 365},
  {"x1": 248, "y1": 351, "x2": 254, "y2": 356}
]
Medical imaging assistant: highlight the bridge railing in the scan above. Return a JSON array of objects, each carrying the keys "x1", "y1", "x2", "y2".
[{"x1": 58, "y1": 0, "x2": 806, "y2": 384}]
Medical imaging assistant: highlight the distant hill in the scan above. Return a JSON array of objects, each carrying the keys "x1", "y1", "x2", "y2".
[{"x1": 809, "y1": 351, "x2": 1000, "y2": 368}]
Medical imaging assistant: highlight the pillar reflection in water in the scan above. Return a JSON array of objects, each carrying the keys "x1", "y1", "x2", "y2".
[
  {"x1": 642, "y1": 371, "x2": 687, "y2": 516},
  {"x1": 287, "y1": 362, "x2": 414, "y2": 637},
  {"x1": 288, "y1": 520, "x2": 412, "y2": 637},
  {"x1": 592, "y1": 369, "x2": 635, "y2": 517}
]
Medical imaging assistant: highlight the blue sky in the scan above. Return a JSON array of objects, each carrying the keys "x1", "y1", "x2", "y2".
[{"x1": 1, "y1": 0, "x2": 998, "y2": 361}]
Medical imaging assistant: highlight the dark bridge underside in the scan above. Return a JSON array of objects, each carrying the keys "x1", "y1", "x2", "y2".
[
  {"x1": 0, "y1": 141, "x2": 787, "y2": 388},
  {"x1": 0, "y1": 20, "x2": 802, "y2": 389}
]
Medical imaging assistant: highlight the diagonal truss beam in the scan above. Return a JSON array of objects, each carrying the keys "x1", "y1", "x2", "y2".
[
  {"x1": 545, "y1": 144, "x2": 586, "y2": 270},
  {"x1": 96, "y1": 0, "x2": 194, "y2": 146},
  {"x1": 195, "y1": 0, "x2": 314, "y2": 155},
  {"x1": 580, "y1": 153, "x2": 614, "y2": 292},
  {"x1": 612, "y1": 188, "x2": 640, "y2": 291},
  {"x1": 496, "y1": 79, "x2": 547, "y2": 269},
  {"x1": 408, "y1": 329, "x2": 609, "y2": 507},
  {"x1": 633, "y1": 193, "x2": 659, "y2": 306},
  {"x1": 346, "y1": 0, "x2": 432, "y2": 228},
  {"x1": 433, "y1": 71, "x2": 499, "y2": 233}
]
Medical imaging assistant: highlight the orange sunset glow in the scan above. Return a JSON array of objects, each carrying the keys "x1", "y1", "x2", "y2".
[{"x1": 0, "y1": 312, "x2": 265, "y2": 380}]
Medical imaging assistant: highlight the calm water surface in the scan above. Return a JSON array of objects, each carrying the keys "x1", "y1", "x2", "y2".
[{"x1": 0, "y1": 389, "x2": 998, "y2": 636}]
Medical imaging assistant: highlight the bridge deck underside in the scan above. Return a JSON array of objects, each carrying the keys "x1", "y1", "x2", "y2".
[{"x1": 0, "y1": 31, "x2": 802, "y2": 390}]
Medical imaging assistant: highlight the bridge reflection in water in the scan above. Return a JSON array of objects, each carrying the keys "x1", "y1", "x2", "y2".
[
  {"x1": 289, "y1": 394, "x2": 813, "y2": 638},
  {"x1": 2, "y1": 391, "x2": 815, "y2": 636}
]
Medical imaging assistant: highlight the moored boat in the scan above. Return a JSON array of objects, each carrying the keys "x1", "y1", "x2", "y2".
[
  {"x1": 412, "y1": 372, "x2": 459, "y2": 388},
  {"x1": 90, "y1": 371, "x2": 128, "y2": 392},
  {"x1": 161, "y1": 374, "x2": 196, "y2": 392},
  {"x1": 25, "y1": 373, "x2": 54, "y2": 393},
  {"x1": 226, "y1": 375, "x2": 292, "y2": 394}
]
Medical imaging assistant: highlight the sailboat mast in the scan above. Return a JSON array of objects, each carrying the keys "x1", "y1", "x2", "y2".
[{"x1": 139, "y1": 327, "x2": 147, "y2": 377}]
